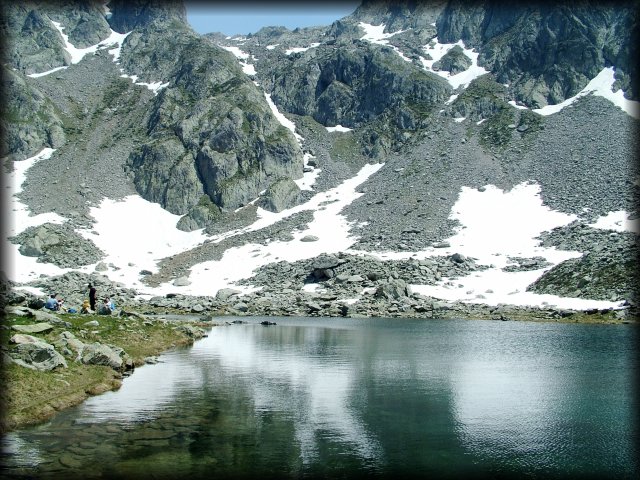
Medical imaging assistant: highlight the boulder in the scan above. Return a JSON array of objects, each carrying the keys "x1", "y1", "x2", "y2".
[
  {"x1": 27, "y1": 299, "x2": 45, "y2": 310},
  {"x1": 80, "y1": 343, "x2": 124, "y2": 370},
  {"x1": 375, "y1": 279, "x2": 412, "y2": 300},
  {"x1": 216, "y1": 288, "x2": 241, "y2": 302},
  {"x1": 12, "y1": 339, "x2": 68, "y2": 371},
  {"x1": 94, "y1": 262, "x2": 108, "y2": 272},
  {"x1": 233, "y1": 302, "x2": 249, "y2": 312},
  {"x1": 176, "y1": 325, "x2": 206, "y2": 339},
  {"x1": 300, "y1": 235, "x2": 319, "y2": 242},
  {"x1": 450, "y1": 253, "x2": 466, "y2": 263},
  {"x1": 10, "y1": 333, "x2": 43, "y2": 345},
  {"x1": 257, "y1": 177, "x2": 303, "y2": 212},
  {"x1": 173, "y1": 276, "x2": 191, "y2": 286},
  {"x1": 11, "y1": 322, "x2": 54, "y2": 334},
  {"x1": 58, "y1": 331, "x2": 85, "y2": 355}
]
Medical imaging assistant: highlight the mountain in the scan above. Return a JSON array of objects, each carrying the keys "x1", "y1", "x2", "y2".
[{"x1": 1, "y1": 0, "x2": 638, "y2": 321}]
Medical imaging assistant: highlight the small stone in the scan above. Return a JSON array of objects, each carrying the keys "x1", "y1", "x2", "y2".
[{"x1": 300, "y1": 235, "x2": 319, "y2": 242}]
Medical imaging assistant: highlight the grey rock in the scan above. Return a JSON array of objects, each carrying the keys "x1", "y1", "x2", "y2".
[
  {"x1": 80, "y1": 343, "x2": 124, "y2": 370},
  {"x1": 300, "y1": 235, "x2": 319, "y2": 242},
  {"x1": 258, "y1": 177, "x2": 303, "y2": 213},
  {"x1": 216, "y1": 288, "x2": 242, "y2": 301},
  {"x1": 173, "y1": 276, "x2": 191, "y2": 287},
  {"x1": 11, "y1": 322, "x2": 54, "y2": 334},
  {"x1": 12, "y1": 339, "x2": 68, "y2": 371}
]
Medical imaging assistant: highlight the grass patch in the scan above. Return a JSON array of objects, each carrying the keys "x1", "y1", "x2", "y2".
[{"x1": 2, "y1": 312, "x2": 204, "y2": 432}]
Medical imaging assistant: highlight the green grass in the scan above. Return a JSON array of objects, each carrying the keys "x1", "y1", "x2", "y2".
[{"x1": 2, "y1": 312, "x2": 201, "y2": 432}]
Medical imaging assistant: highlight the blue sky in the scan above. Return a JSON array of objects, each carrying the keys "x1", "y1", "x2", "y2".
[{"x1": 185, "y1": 2, "x2": 360, "y2": 36}]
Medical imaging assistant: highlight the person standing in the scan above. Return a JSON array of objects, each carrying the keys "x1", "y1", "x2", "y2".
[{"x1": 88, "y1": 283, "x2": 97, "y2": 311}]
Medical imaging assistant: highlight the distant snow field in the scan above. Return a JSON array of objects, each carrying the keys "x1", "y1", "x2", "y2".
[
  {"x1": 326, "y1": 125, "x2": 353, "y2": 132},
  {"x1": 531, "y1": 67, "x2": 640, "y2": 119},
  {"x1": 6, "y1": 149, "x2": 631, "y2": 311},
  {"x1": 31, "y1": 20, "x2": 171, "y2": 95},
  {"x1": 285, "y1": 43, "x2": 321, "y2": 55},
  {"x1": 420, "y1": 38, "x2": 488, "y2": 90}
]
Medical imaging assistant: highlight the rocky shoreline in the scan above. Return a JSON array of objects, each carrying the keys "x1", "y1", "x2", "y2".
[
  {"x1": 2, "y1": 272, "x2": 636, "y2": 433},
  {"x1": 1, "y1": 305, "x2": 211, "y2": 433}
]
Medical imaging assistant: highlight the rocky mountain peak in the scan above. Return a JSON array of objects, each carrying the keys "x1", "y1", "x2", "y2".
[{"x1": 107, "y1": 0, "x2": 188, "y2": 33}]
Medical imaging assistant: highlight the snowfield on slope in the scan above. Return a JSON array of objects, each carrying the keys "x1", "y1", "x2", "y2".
[{"x1": 5, "y1": 149, "x2": 634, "y2": 312}]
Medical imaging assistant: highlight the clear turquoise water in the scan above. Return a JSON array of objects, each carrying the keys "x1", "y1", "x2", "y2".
[{"x1": 2, "y1": 317, "x2": 637, "y2": 479}]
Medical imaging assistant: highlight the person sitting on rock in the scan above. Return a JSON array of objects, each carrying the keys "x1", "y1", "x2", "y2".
[
  {"x1": 45, "y1": 294, "x2": 59, "y2": 311},
  {"x1": 99, "y1": 297, "x2": 113, "y2": 315},
  {"x1": 81, "y1": 299, "x2": 92, "y2": 314},
  {"x1": 57, "y1": 297, "x2": 68, "y2": 313}
]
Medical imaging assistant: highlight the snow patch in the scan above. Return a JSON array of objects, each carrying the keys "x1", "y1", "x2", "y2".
[
  {"x1": 2, "y1": 148, "x2": 70, "y2": 282},
  {"x1": 219, "y1": 45, "x2": 257, "y2": 75},
  {"x1": 358, "y1": 23, "x2": 405, "y2": 45},
  {"x1": 420, "y1": 38, "x2": 488, "y2": 89},
  {"x1": 285, "y1": 43, "x2": 321, "y2": 55},
  {"x1": 351, "y1": 182, "x2": 622, "y2": 311},
  {"x1": 531, "y1": 67, "x2": 640, "y2": 119},
  {"x1": 264, "y1": 93, "x2": 303, "y2": 142},
  {"x1": 588, "y1": 210, "x2": 639, "y2": 233},
  {"x1": 326, "y1": 125, "x2": 352, "y2": 133},
  {"x1": 294, "y1": 153, "x2": 321, "y2": 191},
  {"x1": 27, "y1": 66, "x2": 68, "y2": 78}
]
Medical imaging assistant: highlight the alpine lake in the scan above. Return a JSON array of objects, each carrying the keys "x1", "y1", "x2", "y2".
[{"x1": 1, "y1": 316, "x2": 637, "y2": 479}]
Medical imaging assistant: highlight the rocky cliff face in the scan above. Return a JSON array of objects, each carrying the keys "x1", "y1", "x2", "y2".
[
  {"x1": 2, "y1": 0, "x2": 638, "y2": 312},
  {"x1": 111, "y1": 1, "x2": 303, "y2": 221},
  {"x1": 436, "y1": 0, "x2": 638, "y2": 106},
  {"x1": 2, "y1": 0, "x2": 304, "y2": 231}
]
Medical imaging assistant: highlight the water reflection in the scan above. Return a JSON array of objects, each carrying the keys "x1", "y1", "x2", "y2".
[{"x1": 2, "y1": 317, "x2": 637, "y2": 478}]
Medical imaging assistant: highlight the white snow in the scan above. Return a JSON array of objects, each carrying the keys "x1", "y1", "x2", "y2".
[
  {"x1": 220, "y1": 45, "x2": 250, "y2": 60},
  {"x1": 508, "y1": 100, "x2": 528, "y2": 110},
  {"x1": 358, "y1": 23, "x2": 412, "y2": 62},
  {"x1": 588, "y1": 210, "x2": 639, "y2": 233},
  {"x1": 27, "y1": 22, "x2": 130, "y2": 77},
  {"x1": 120, "y1": 75, "x2": 170, "y2": 94},
  {"x1": 6, "y1": 154, "x2": 630, "y2": 310},
  {"x1": 476, "y1": 118, "x2": 486, "y2": 125},
  {"x1": 44, "y1": 20, "x2": 169, "y2": 96},
  {"x1": 285, "y1": 43, "x2": 321, "y2": 55},
  {"x1": 166, "y1": 163, "x2": 385, "y2": 296},
  {"x1": 390, "y1": 46, "x2": 412, "y2": 63},
  {"x1": 51, "y1": 21, "x2": 130, "y2": 65},
  {"x1": 27, "y1": 66, "x2": 68, "y2": 78},
  {"x1": 75, "y1": 196, "x2": 208, "y2": 289},
  {"x1": 219, "y1": 45, "x2": 257, "y2": 74},
  {"x1": 4, "y1": 149, "x2": 66, "y2": 237},
  {"x1": 358, "y1": 23, "x2": 405, "y2": 45},
  {"x1": 266, "y1": 44, "x2": 279, "y2": 50},
  {"x1": 2, "y1": 149, "x2": 70, "y2": 282},
  {"x1": 294, "y1": 153, "x2": 321, "y2": 191},
  {"x1": 445, "y1": 94, "x2": 459, "y2": 105},
  {"x1": 453, "y1": 117, "x2": 466, "y2": 123},
  {"x1": 263, "y1": 93, "x2": 303, "y2": 142},
  {"x1": 326, "y1": 125, "x2": 353, "y2": 132},
  {"x1": 532, "y1": 67, "x2": 640, "y2": 119},
  {"x1": 354, "y1": 182, "x2": 623, "y2": 311},
  {"x1": 241, "y1": 63, "x2": 256, "y2": 75},
  {"x1": 420, "y1": 38, "x2": 489, "y2": 89}
]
